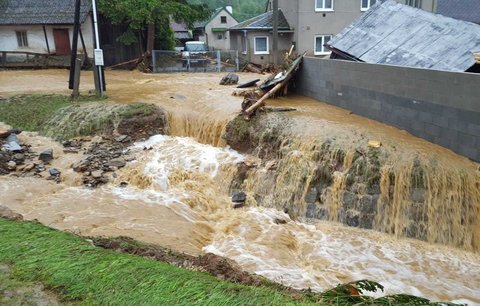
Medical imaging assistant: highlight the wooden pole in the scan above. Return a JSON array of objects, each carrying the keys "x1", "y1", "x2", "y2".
[
  {"x1": 69, "y1": 0, "x2": 81, "y2": 90},
  {"x1": 72, "y1": 58, "x2": 82, "y2": 98},
  {"x1": 42, "y1": 25, "x2": 50, "y2": 54}
]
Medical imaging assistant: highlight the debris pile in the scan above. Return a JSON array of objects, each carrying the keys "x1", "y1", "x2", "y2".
[
  {"x1": 237, "y1": 53, "x2": 306, "y2": 120},
  {"x1": 219, "y1": 73, "x2": 239, "y2": 85}
]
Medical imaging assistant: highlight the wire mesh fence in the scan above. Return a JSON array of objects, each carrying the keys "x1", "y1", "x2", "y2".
[{"x1": 152, "y1": 50, "x2": 239, "y2": 73}]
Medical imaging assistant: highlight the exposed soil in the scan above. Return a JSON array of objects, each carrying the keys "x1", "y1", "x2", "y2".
[{"x1": 91, "y1": 236, "x2": 268, "y2": 288}]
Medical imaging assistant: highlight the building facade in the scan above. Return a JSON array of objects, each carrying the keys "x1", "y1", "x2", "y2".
[
  {"x1": 194, "y1": 7, "x2": 238, "y2": 51},
  {"x1": 0, "y1": 0, "x2": 94, "y2": 57},
  {"x1": 266, "y1": 0, "x2": 437, "y2": 56}
]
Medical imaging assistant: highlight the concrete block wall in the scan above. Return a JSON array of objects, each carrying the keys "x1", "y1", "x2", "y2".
[{"x1": 296, "y1": 57, "x2": 480, "y2": 162}]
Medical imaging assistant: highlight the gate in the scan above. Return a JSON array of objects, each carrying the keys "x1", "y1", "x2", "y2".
[{"x1": 152, "y1": 50, "x2": 239, "y2": 73}]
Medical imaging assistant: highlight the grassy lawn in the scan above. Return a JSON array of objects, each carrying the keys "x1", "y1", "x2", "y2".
[{"x1": 0, "y1": 218, "x2": 319, "y2": 306}]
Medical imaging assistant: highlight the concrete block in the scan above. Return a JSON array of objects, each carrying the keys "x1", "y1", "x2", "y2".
[
  {"x1": 424, "y1": 123, "x2": 442, "y2": 137},
  {"x1": 467, "y1": 123, "x2": 480, "y2": 137}
]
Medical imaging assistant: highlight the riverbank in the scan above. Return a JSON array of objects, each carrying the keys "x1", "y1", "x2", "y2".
[{"x1": 0, "y1": 88, "x2": 478, "y2": 304}]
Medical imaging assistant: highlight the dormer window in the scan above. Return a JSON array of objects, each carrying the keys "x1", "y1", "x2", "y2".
[
  {"x1": 315, "y1": 0, "x2": 333, "y2": 12},
  {"x1": 361, "y1": 0, "x2": 377, "y2": 11},
  {"x1": 221, "y1": 16, "x2": 227, "y2": 23}
]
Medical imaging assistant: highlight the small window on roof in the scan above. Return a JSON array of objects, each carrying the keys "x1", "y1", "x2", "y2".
[
  {"x1": 361, "y1": 0, "x2": 377, "y2": 11},
  {"x1": 16, "y1": 31, "x2": 28, "y2": 47},
  {"x1": 221, "y1": 16, "x2": 227, "y2": 23},
  {"x1": 254, "y1": 36, "x2": 269, "y2": 55}
]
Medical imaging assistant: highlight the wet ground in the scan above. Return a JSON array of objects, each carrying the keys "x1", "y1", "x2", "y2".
[{"x1": 1, "y1": 70, "x2": 479, "y2": 304}]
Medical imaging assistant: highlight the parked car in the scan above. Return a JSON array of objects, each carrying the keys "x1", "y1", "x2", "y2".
[{"x1": 182, "y1": 41, "x2": 208, "y2": 67}]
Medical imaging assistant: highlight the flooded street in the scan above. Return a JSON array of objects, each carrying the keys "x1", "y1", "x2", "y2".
[{"x1": 1, "y1": 70, "x2": 480, "y2": 304}]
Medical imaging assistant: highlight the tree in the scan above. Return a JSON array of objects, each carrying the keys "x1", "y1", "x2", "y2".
[{"x1": 98, "y1": 0, "x2": 210, "y2": 54}]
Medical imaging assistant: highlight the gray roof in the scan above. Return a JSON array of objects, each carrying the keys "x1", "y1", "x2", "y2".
[
  {"x1": 328, "y1": 0, "x2": 480, "y2": 72},
  {"x1": 437, "y1": 0, "x2": 480, "y2": 25},
  {"x1": 0, "y1": 0, "x2": 91, "y2": 25},
  {"x1": 229, "y1": 9, "x2": 290, "y2": 31}
]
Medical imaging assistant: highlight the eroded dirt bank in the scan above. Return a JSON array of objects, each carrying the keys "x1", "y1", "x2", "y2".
[{"x1": 1, "y1": 71, "x2": 480, "y2": 303}]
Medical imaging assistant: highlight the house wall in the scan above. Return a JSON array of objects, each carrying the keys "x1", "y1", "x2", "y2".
[
  {"x1": 272, "y1": 0, "x2": 436, "y2": 55},
  {"x1": 230, "y1": 30, "x2": 292, "y2": 65},
  {"x1": 205, "y1": 9, "x2": 238, "y2": 51},
  {"x1": 297, "y1": 57, "x2": 480, "y2": 162},
  {"x1": 0, "y1": 17, "x2": 94, "y2": 55}
]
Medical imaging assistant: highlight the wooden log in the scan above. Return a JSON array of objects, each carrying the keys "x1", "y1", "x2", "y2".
[{"x1": 244, "y1": 53, "x2": 306, "y2": 118}]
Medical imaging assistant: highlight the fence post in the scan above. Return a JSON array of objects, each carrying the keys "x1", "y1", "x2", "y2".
[
  {"x1": 235, "y1": 50, "x2": 239, "y2": 72},
  {"x1": 216, "y1": 50, "x2": 221, "y2": 72},
  {"x1": 151, "y1": 50, "x2": 156, "y2": 73}
]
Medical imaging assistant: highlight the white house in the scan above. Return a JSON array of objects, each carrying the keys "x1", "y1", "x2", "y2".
[
  {"x1": 193, "y1": 5, "x2": 239, "y2": 51},
  {"x1": 0, "y1": 0, "x2": 94, "y2": 59}
]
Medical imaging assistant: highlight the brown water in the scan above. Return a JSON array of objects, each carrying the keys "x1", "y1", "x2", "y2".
[{"x1": 1, "y1": 70, "x2": 480, "y2": 304}]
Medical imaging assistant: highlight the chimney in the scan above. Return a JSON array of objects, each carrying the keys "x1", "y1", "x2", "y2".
[{"x1": 226, "y1": 0, "x2": 233, "y2": 14}]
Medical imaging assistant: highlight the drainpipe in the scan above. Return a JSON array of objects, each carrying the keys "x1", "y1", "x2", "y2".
[{"x1": 272, "y1": 0, "x2": 278, "y2": 66}]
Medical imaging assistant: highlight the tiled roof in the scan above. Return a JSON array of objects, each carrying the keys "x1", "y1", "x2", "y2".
[
  {"x1": 229, "y1": 9, "x2": 290, "y2": 31},
  {"x1": 0, "y1": 0, "x2": 91, "y2": 25},
  {"x1": 328, "y1": 0, "x2": 480, "y2": 72},
  {"x1": 437, "y1": 0, "x2": 480, "y2": 25}
]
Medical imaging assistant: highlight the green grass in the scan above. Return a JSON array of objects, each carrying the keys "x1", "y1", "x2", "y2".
[
  {"x1": 0, "y1": 218, "x2": 318, "y2": 305},
  {"x1": 0, "y1": 94, "x2": 99, "y2": 132}
]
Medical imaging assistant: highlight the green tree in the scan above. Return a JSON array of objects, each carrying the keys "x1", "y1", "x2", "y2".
[{"x1": 98, "y1": 0, "x2": 210, "y2": 52}]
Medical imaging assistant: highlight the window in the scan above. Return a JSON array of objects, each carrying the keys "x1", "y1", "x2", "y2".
[
  {"x1": 16, "y1": 31, "x2": 28, "y2": 47},
  {"x1": 361, "y1": 0, "x2": 376, "y2": 11},
  {"x1": 254, "y1": 36, "x2": 269, "y2": 55},
  {"x1": 315, "y1": 0, "x2": 333, "y2": 11},
  {"x1": 221, "y1": 16, "x2": 227, "y2": 24},
  {"x1": 406, "y1": 0, "x2": 422, "y2": 8},
  {"x1": 314, "y1": 35, "x2": 332, "y2": 55},
  {"x1": 217, "y1": 34, "x2": 223, "y2": 40}
]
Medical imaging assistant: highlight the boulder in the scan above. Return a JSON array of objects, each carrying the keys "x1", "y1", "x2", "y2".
[
  {"x1": 49, "y1": 168, "x2": 61, "y2": 177},
  {"x1": 3, "y1": 134, "x2": 22, "y2": 152},
  {"x1": 232, "y1": 191, "x2": 247, "y2": 203},
  {"x1": 115, "y1": 135, "x2": 131, "y2": 143},
  {"x1": 220, "y1": 73, "x2": 239, "y2": 85},
  {"x1": 108, "y1": 158, "x2": 126, "y2": 168},
  {"x1": 72, "y1": 159, "x2": 89, "y2": 172},
  {"x1": 39, "y1": 149, "x2": 53, "y2": 163}
]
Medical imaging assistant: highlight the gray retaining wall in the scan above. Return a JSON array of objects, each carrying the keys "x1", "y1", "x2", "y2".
[{"x1": 296, "y1": 57, "x2": 480, "y2": 162}]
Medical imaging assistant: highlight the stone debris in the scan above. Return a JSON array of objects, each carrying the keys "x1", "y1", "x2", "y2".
[
  {"x1": 115, "y1": 135, "x2": 131, "y2": 143},
  {"x1": 49, "y1": 168, "x2": 61, "y2": 177},
  {"x1": 219, "y1": 73, "x2": 239, "y2": 85},
  {"x1": 38, "y1": 149, "x2": 53, "y2": 163},
  {"x1": 232, "y1": 192, "x2": 247, "y2": 209}
]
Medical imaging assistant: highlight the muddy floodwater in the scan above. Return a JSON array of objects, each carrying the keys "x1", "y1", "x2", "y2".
[{"x1": 1, "y1": 70, "x2": 480, "y2": 304}]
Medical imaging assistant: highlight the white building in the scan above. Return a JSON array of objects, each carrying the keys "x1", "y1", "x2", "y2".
[
  {"x1": 0, "y1": 0, "x2": 94, "y2": 60},
  {"x1": 193, "y1": 5, "x2": 239, "y2": 51}
]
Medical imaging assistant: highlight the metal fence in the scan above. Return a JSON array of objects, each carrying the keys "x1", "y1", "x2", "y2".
[{"x1": 152, "y1": 50, "x2": 239, "y2": 73}]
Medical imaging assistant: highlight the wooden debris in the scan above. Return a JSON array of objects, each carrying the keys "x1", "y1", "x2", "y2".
[
  {"x1": 242, "y1": 53, "x2": 306, "y2": 119},
  {"x1": 475, "y1": 52, "x2": 480, "y2": 64},
  {"x1": 263, "y1": 107, "x2": 296, "y2": 113},
  {"x1": 237, "y1": 79, "x2": 260, "y2": 88}
]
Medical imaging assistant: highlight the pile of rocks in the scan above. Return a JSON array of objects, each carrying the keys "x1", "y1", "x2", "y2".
[{"x1": 71, "y1": 135, "x2": 133, "y2": 188}]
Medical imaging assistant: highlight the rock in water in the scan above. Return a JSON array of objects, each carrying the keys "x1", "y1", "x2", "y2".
[
  {"x1": 108, "y1": 158, "x2": 126, "y2": 168},
  {"x1": 49, "y1": 168, "x2": 61, "y2": 177},
  {"x1": 91, "y1": 170, "x2": 103, "y2": 178},
  {"x1": 232, "y1": 191, "x2": 247, "y2": 203},
  {"x1": 220, "y1": 73, "x2": 239, "y2": 85},
  {"x1": 232, "y1": 202, "x2": 245, "y2": 209},
  {"x1": 6, "y1": 161, "x2": 16, "y2": 171},
  {"x1": 39, "y1": 149, "x2": 53, "y2": 163}
]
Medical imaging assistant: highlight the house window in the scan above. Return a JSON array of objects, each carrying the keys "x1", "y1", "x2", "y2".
[
  {"x1": 406, "y1": 0, "x2": 422, "y2": 8},
  {"x1": 221, "y1": 16, "x2": 227, "y2": 24},
  {"x1": 315, "y1": 0, "x2": 333, "y2": 11},
  {"x1": 217, "y1": 33, "x2": 223, "y2": 40},
  {"x1": 314, "y1": 35, "x2": 332, "y2": 55},
  {"x1": 16, "y1": 31, "x2": 28, "y2": 47},
  {"x1": 254, "y1": 36, "x2": 269, "y2": 55},
  {"x1": 361, "y1": 0, "x2": 377, "y2": 11}
]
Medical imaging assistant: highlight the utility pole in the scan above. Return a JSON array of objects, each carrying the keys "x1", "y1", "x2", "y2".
[
  {"x1": 91, "y1": 0, "x2": 105, "y2": 97},
  {"x1": 69, "y1": 0, "x2": 81, "y2": 90},
  {"x1": 272, "y1": 0, "x2": 279, "y2": 67}
]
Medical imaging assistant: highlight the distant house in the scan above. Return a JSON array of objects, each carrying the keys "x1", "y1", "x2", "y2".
[
  {"x1": 193, "y1": 5, "x2": 238, "y2": 51},
  {"x1": 436, "y1": 0, "x2": 480, "y2": 25},
  {"x1": 0, "y1": 0, "x2": 94, "y2": 57},
  {"x1": 170, "y1": 19, "x2": 192, "y2": 51},
  {"x1": 228, "y1": 9, "x2": 293, "y2": 65},
  {"x1": 327, "y1": 0, "x2": 480, "y2": 73}
]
